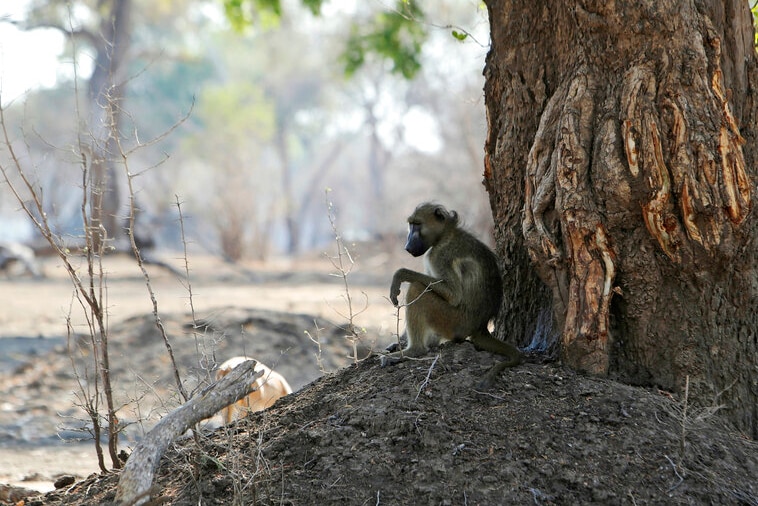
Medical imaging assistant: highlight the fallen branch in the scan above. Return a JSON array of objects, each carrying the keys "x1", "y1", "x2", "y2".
[{"x1": 115, "y1": 360, "x2": 263, "y2": 506}]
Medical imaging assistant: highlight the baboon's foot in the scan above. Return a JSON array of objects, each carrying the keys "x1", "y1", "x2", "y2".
[
  {"x1": 385, "y1": 342, "x2": 401, "y2": 353},
  {"x1": 379, "y1": 353, "x2": 404, "y2": 367},
  {"x1": 384, "y1": 334, "x2": 408, "y2": 354}
]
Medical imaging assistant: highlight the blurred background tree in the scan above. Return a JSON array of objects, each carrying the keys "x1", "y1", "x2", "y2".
[{"x1": 0, "y1": 0, "x2": 493, "y2": 259}]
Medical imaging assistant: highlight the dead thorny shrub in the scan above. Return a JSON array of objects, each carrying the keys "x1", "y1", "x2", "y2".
[
  {"x1": 0, "y1": 43, "x2": 220, "y2": 480},
  {"x1": 313, "y1": 189, "x2": 372, "y2": 364},
  {"x1": 1, "y1": 90, "x2": 124, "y2": 470},
  {"x1": 654, "y1": 376, "x2": 754, "y2": 500}
]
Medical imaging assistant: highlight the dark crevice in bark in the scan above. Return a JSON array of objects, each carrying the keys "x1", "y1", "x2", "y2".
[{"x1": 484, "y1": 0, "x2": 758, "y2": 437}]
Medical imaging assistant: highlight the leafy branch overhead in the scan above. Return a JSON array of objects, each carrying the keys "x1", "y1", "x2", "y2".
[
  {"x1": 342, "y1": 1, "x2": 427, "y2": 79},
  {"x1": 223, "y1": 0, "x2": 427, "y2": 79},
  {"x1": 224, "y1": 0, "x2": 325, "y2": 26}
]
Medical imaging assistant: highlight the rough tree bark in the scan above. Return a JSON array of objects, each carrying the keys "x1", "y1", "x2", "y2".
[{"x1": 483, "y1": 0, "x2": 758, "y2": 437}]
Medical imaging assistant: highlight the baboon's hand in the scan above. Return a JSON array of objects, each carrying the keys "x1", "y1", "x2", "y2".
[{"x1": 389, "y1": 281, "x2": 401, "y2": 306}]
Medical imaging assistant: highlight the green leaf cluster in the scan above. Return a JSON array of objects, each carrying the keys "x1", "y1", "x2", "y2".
[
  {"x1": 451, "y1": 30, "x2": 468, "y2": 41},
  {"x1": 221, "y1": 0, "x2": 425, "y2": 80},
  {"x1": 224, "y1": 0, "x2": 280, "y2": 31},
  {"x1": 224, "y1": 0, "x2": 324, "y2": 31},
  {"x1": 341, "y1": 1, "x2": 427, "y2": 79}
]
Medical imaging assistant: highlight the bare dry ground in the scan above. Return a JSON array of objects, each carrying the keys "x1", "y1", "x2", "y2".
[
  {"x1": 0, "y1": 247, "x2": 400, "y2": 494},
  {"x1": 1, "y1": 248, "x2": 757, "y2": 505}
]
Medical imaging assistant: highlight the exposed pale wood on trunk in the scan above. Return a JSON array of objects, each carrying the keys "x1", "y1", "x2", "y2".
[{"x1": 484, "y1": 0, "x2": 758, "y2": 436}]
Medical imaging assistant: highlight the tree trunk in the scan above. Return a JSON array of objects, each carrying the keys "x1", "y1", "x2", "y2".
[
  {"x1": 87, "y1": 0, "x2": 132, "y2": 250},
  {"x1": 483, "y1": 0, "x2": 758, "y2": 437},
  {"x1": 275, "y1": 117, "x2": 300, "y2": 255},
  {"x1": 365, "y1": 98, "x2": 389, "y2": 235}
]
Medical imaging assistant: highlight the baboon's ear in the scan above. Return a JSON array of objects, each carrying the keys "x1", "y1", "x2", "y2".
[{"x1": 449, "y1": 210, "x2": 458, "y2": 223}]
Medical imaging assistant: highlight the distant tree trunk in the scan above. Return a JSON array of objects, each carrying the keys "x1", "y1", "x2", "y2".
[
  {"x1": 275, "y1": 116, "x2": 300, "y2": 255},
  {"x1": 86, "y1": 0, "x2": 132, "y2": 250},
  {"x1": 365, "y1": 98, "x2": 389, "y2": 236},
  {"x1": 484, "y1": 0, "x2": 758, "y2": 437},
  {"x1": 83, "y1": 0, "x2": 132, "y2": 469},
  {"x1": 12, "y1": 0, "x2": 132, "y2": 248}
]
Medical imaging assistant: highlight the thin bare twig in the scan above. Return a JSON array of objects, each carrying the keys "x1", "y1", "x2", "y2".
[
  {"x1": 386, "y1": 279, "x2": 442, "y2": 359},
  {"x1": 305, "y1": 320, "x2": 326, "y2": 372},
  {"x1": 414, "y1": 353, "x2": 440, "y2": 401},
  {"x1": 665, "y1": 454, "x2": 685, "y2": 492},
  {"x1": 323, "y1": 189, "x2": 370, "y2": 363},
  {"x1": 118, "y1": 117, "x2": 189, "y2": 403}
]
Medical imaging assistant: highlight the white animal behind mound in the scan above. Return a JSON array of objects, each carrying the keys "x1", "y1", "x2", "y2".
[{"x1": 215, "y1": 356, "x2": 293, "y2": 424}]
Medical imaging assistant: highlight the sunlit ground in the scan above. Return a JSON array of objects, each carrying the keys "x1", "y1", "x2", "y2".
[{"x1": 0, "y1": 248, "x2": 409, "y2": 492}]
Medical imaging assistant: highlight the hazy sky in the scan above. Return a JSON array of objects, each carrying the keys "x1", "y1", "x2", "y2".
[{"x1": 0, "y1": 0, "x2": 65, "y2": 104}]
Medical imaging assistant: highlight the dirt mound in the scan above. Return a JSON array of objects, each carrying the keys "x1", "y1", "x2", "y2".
[
  {"x1": 0, "y1": 306, "x2": 372, "y2": 449},
  {"x1": 24, "y1": 342, "x2": 758, "y2": 506}
]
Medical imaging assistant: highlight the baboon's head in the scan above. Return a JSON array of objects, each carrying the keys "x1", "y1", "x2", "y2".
[{"x1": 404, "y1": 203, "x2": 458, "y2": 257}]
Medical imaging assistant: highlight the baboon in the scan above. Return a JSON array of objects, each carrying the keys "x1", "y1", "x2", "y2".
[
  {"x1": 381, "y1": 203, "x2": 521, "y2": 377},
  {"x1": 215, "y1": 356, "x2": 293, "y2": 423}
]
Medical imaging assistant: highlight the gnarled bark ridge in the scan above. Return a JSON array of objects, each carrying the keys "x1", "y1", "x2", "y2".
[{"x1": 484, "y1": 0, "x2": 758, "y2": 436}]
